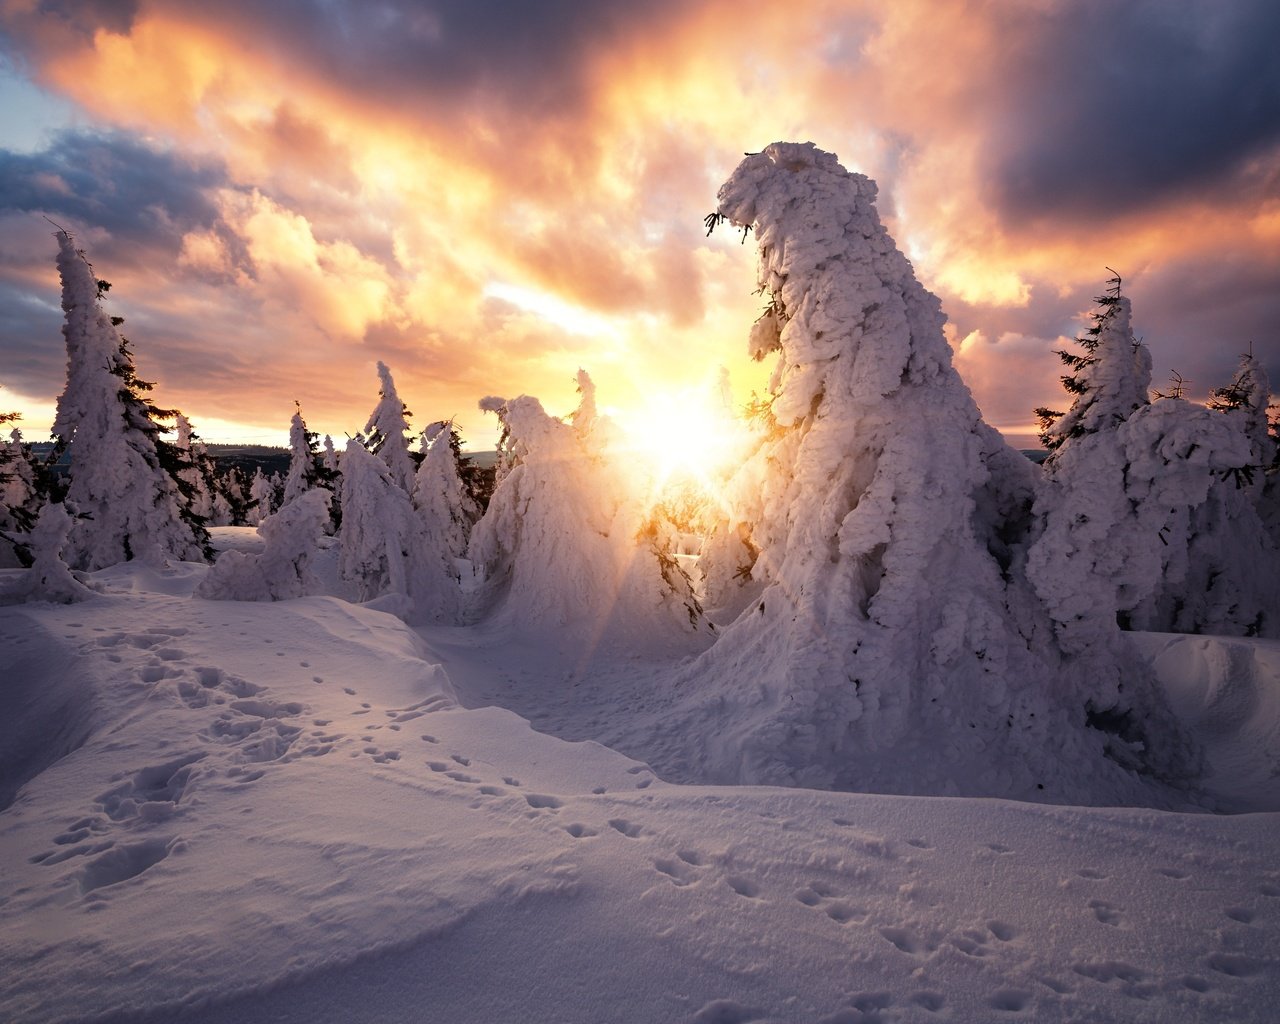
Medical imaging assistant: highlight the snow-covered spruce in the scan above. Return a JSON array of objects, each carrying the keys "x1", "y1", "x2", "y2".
[
  {"x1": 413, "y1": 421, "x2": 478, "y2": 567},
  {"x1": 672, "y1": 143, "x2": 1194, "y2": 804},
  {"x1": 8, "y1": 502, "x2": 95, "y2": 604},
  {"x1": 0, "y1": 427, "x2": 43, "y2": 568},
  {"x1": 363, "y1": 361, "x2": 417, "y2": 493},
  {"x1": 338, "y1": 439, "x2": 459, "y2": 623},
  {"x1": 196, "y1": 489, "x2": 331, "y2": 602},
  {"x1": 468, "y1": 384, "x2": 704, "y2": 646},
  {"x1": 247, "y1": 468, "x2": 275, "y2": 526},
  {"x1": 1034, "y1": 331, "x2": 1280, "y2": 641},
  {"x1": 49, "y1": 231, "x2": 208, "y2": 570},
  {"x1": 173, "y1": 413, "x2": 218, "y2": 526},
  {"x1": 281, "y1": 407, "x2": 320, "y2": 507}
]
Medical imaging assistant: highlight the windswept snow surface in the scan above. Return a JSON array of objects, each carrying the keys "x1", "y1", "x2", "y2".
[{"x1": 1, "y1": 559, "x2": 1278, "y2": 1023}]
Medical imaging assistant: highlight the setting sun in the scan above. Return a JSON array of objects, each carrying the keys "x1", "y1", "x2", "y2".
[{"x1": 608, "y1": 385, "x2": 758, "y2": 501}]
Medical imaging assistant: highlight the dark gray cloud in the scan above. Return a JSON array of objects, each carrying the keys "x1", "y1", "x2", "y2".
[
  {"x1": 986, "y1": 0, "x2": 1280, "y2": 221},
  {"x1": 1127, "y1": 251, "x2": 1280, "y2": 401},
  {"x1": 0, "y1": 130, "x2": 233, "y2": 268},
  {"x1": 164, "y1": 0, "x2": 683, "y2": 120}
]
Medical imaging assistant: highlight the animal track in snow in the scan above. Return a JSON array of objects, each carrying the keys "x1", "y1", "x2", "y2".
[
  {"x1": 562, "y1": 823, "x2": 597, "y2": 839},
  {"x1": 608, "y1": 818, "x2": 642, "y2": 838},
  {"x1": 1223, "y1": 906, "x2": 1255, "y2": 924},
  {"x1": 524, "y1": 794, "x2": 563, "y2": 810},
  {"x1": 1076, "y1": 867, "x2": 1108, "y2": 880}
]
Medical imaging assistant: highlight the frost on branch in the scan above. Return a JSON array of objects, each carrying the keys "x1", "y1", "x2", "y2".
[
  {"x1": 49, "y1": 231, "x2": 208, "y2": 570},
  {"x1": 675, "y1": 143, "x2": 1194, "y2": 804}
]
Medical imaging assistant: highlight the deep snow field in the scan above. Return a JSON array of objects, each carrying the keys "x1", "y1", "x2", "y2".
[{"x1": 2, "y1": 534, "x2": 1279, "y2": 1024}]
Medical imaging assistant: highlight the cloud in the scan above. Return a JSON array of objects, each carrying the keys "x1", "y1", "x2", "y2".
[{"x1": 0, "y1": 0, "x2": 1275, "y2": 450}]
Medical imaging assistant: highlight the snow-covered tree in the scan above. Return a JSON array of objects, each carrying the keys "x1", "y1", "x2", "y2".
[
  {"x1": 1125, "y1": 354, "x2": 1280, "y2": 637},
  {"x1": 468, "y1": 388, "x2": 705, "y2": 645},
  {"x1": 338, "y1": 439, "x2": 459, "y2": 622},
  {"x1": 281, "y1": 406, "x2": 321, "y2": 507},
  {"x1": 196, "y1": 489, "x2": 331, "y2": 602},
  {"x1": 1035, "y1": 272, "x2": 1151, "y2": 453},
  {"x1": 1028, "y1": 295, "x2": 1276, "y2": 642},
  {"x1": 247, "y1": 468, "x2": 275, "y2": 526},
  {"x1": 675, "y1": 143, "x2": 1193, "y2": 804},
  {"x1": 11, "y1": 503, "x2": 95, "y2": 604},
  {"x1": 173, "y1": 414, "x2": 217, "y2": 525},
  {"x1": 0, "y1": 425, "x2": 44, "y2": 568},
  {"x1": 363, "y1": 361, "x2": 416, "y2": 492},
  {"x1": 48, "y1": 230, "x2": 209, "y2": 570},
  {"x1": 321, "y1": 434, "x2": 340, "y2": 474},
  {"x1": 413, "y1": 420, "x2": 477, "y2": 566}
]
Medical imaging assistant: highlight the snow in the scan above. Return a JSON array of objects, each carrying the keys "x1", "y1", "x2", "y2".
[{"x1": 1, "y1": 560, "x2": 1278, "y2": 1023}]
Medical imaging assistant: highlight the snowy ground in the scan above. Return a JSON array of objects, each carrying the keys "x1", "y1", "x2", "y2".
[{"x1": 2, "y1": 551, "x2": 1279, "y2": 1023}]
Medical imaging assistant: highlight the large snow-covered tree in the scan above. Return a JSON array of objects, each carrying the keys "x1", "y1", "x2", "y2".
[
  {"x1": 49, "y1": 230, "x2": 209, "y2": 570},
  {"x1": 363, "y1": 361, "x2": 416, "y2": 492},
  {"x1": 671, "y1": 143, "x2": 1195, "y2": 805}
]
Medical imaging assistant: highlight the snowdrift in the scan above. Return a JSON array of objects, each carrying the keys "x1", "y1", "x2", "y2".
[{"x1": 1, "y1": 565, "x2": 1278, "y2": 1023}]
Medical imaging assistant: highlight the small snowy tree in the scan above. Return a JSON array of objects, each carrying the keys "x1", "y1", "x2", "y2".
[
  {"x1": 245, "y1": 468, "x2": 275, "y2": 526},
  {"x1": 1126, "y1": 353, "x2": 1280, "y2": 637},
  {"x1": 48, "y1": 230, "x2": 209, "y2": 570},
  {"x1": 1035, "y1": 272, "x2": 1151, "y2": 453},
  {"x1": 196, "y1": 489, "x2": 331, "y2": 602},
  {"x1": 0, "y1": 425, "x2": 45, "y2": 567},
  {"x1": 338, "y1": 439, "x2": 459, "y2": 622},
  {"x1": 413, "y1": 420, "x2": 478, "y2": 565},
  {"x1": 173, "y1": 414, "x2": 217, "y2": 525},
  {"x1": 363, "y1": 361, "x2": 416, "y2": 492},
  {"x1": 281, "y1": 405, "x2": 321, "y2": 507},
  {"x1": 11, "y1": 503, "x2": 95, "y2": 604},
  {"x1": 1028, "y1": 295, "x2": 1276, "y2": 642},
  {"x1": 468, "y1": 387, "x2": 705, "y2": 645}
]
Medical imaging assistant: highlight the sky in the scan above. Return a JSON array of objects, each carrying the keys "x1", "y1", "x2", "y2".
[{"x1": 0, "y1": 0, "x2": 1277, "y2": 450}]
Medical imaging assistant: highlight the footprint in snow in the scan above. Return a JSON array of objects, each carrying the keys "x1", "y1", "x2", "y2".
[
  {"x1": 1088, "y1": 899, "x2": 1123, "y2": 927},
  {"x1": 988, "y1": 989, "x2": 1032, "y2": 1013},
  {"x1": 608, "y1": 818, "x2": 642, "y2": 838}
]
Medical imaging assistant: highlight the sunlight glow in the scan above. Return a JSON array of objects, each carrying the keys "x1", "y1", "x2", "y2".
[{"x1": 609, "y1": 387, "x2": 758, "y2": 503}]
